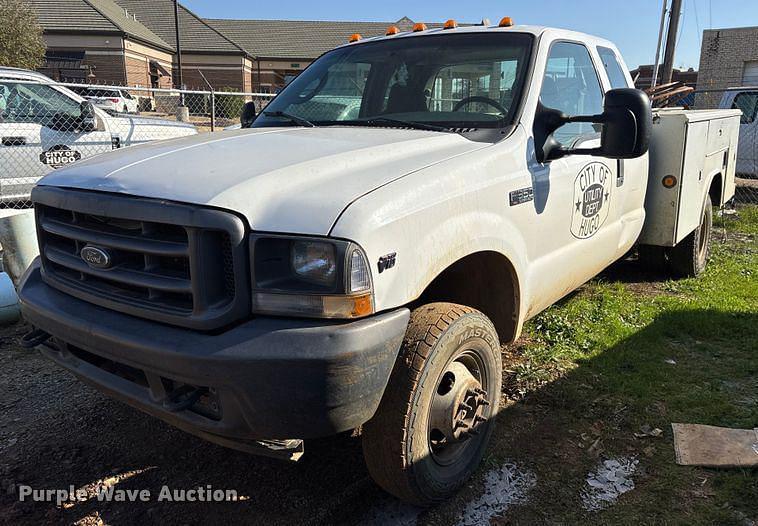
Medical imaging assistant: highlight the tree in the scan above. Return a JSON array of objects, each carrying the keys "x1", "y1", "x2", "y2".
[{"x1": 0, "y1": 0, "x2": 46, "y2": 70}]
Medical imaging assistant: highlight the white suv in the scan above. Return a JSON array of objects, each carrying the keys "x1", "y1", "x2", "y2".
[
  {"x1": 0, "y1": 67, "x2": 197, "y2": 202},
  {"x1": 80, "y1": 87, "x2": 139, "y2": 114}
]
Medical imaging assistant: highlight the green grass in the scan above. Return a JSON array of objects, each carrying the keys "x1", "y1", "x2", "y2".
[{"x1": 483, "y1": 205, "x2": 758, "y2": 525}]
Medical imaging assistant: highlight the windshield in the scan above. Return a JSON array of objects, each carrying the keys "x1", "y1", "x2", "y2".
[{"x1": 254, "y1": 32, "x2": 533, "y2": 131}]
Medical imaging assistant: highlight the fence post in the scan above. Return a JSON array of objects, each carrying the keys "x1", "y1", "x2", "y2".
[{"x1": 210, "y1": 90, "x2": 216, "y2": 132}]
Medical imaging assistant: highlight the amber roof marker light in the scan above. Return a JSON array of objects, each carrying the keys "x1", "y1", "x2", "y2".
[
  {"x1": 348, "y1": 33, "x2": 362, "y2": 43},
  {"x1": 385, "y1": 25, "x2": 400, "y2": 35},
  {"x1": 443, "y1": 19, "x2": 458, "y2": 29},
  {"x1": 499, "y1": 17, "x2": 514, "y2": 27},
  {"x1": 412, "y1": 23, "x2": 428, "y2": 32}
]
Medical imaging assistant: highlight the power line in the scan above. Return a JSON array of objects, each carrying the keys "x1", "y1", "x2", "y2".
[
  {"x1": 709, "y1": 0, "x2": 713, "y2": 28},
  {"x1": 676, "y1": 1, "x2": 687, "y2": 47}
]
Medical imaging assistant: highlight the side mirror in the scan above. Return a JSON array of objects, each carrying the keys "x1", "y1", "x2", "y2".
[
  {"x1": 79, "y1": 101, "x2": 97, "y2": 132},
  {"x1": 598, "y1": 88, "x2": 652, "y2": 159},
  {"x1": 534, "y1": 88, "x2": 652, "y2": 162},
  {"x1": 241, "y1": 101, "x2": 256, "y2": 128}
]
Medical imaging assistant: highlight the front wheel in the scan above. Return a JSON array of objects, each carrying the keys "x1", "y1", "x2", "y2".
[
  {"x1": 362, "y1": 303, "x2": 502, "y2": 506},
  {"x1": 669, "y1": 194, "x2": 713, "y2": 277}
]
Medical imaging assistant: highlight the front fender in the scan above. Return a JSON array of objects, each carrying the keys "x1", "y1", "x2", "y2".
[{"x1": 331, "y1": 136, "x2": 531, "y2": 332}]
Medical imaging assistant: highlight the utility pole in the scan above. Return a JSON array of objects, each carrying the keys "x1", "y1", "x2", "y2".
[
  {"x1": 173, "y1": 0, "x2": 184, "y2": 102},
  {"x1": 661, "y1": 0, "x2": 683, "y2": 85},
  {"x1": 650, "y1": 0, "x2": 668, "y2": 89}
]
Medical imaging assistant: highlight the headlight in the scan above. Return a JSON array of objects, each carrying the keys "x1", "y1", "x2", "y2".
[{"x1": 250, "y1": 235, "x2": 373, "y2": 319}]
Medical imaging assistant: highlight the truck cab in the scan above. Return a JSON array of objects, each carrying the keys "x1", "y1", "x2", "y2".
[{"x1": 17, "y1": 21, "x2": 736, "y2": 506}]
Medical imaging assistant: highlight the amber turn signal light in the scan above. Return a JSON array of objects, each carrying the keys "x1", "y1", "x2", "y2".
[
  {"x1": 348, "y1": 33, "x2": 362, "y2": 43},
  {"x1": 385, "y1": 25, "x2": 400, "y2": 35},
  {"x1": 443, "y1": 19, "x2": 458, "y2": 29},
  {"x1": 412, "y1": 23, "x2": 427, "y2": 32}
]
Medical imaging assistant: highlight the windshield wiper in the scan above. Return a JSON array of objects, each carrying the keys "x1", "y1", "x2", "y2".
[
  {"x1": 263, "y1": 111, "x2": 315, "y2": 128},
  {"x1": 360, "y1": 117, "x2": 451, "y2": 133}
]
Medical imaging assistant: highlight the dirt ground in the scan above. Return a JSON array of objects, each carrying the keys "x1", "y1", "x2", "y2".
[{"x1": 1, "y1": 222, "x2": 755, "y2": 525}]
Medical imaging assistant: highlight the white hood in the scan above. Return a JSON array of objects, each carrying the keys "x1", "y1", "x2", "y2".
[{"x1": 38, "y1": 127, "x2": 485, "y2": 234}]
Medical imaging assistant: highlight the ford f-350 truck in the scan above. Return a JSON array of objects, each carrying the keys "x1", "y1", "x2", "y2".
[{"x1": 17, "y1": 20, "x2": 739, "y2": 505}]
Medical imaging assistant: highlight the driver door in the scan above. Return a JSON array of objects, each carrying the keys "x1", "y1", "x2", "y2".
[
  {"x1": 527, "y1": 41, "x2": 622, "y2": 310},
  {"x1": 0, "y1": 81, "x2": 112, "y2": 201}
]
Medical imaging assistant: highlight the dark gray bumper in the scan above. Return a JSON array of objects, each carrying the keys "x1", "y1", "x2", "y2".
[{"x1": 18, "y1": 260, "x2": 409, "y2": 446}]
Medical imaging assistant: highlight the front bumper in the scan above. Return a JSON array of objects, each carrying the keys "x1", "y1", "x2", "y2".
[{"x1": 18, "y1": 260, "x2": 409, "y2": 449}]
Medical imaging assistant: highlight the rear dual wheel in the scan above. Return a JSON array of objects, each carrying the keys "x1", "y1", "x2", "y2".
[
  {"x1": 638, "y1": 194, "x2": 714, "y2": 278},
  {"x1": 362, "y1": 303, "x2": 502, "y2": 506},
  {"x1": 669, "y1": 194, "x2": 713, "y2": 277}
]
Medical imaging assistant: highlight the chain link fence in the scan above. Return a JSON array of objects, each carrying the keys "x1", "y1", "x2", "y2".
[
  {"x1": 695, "y1": 87, "x2": 758, "y2": 206},
  {"x1": 0, "y1": 78, "x2": 274, "y2": 208}
]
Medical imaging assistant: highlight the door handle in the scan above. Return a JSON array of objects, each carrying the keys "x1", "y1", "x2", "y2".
[{"x1": 2, "y1": 136, "x2": 27, "y2": 146}]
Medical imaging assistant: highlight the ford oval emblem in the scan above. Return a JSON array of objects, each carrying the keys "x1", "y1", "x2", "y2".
[{"x1": 81, "y1": 245, "x2": 112, "y2": 270}]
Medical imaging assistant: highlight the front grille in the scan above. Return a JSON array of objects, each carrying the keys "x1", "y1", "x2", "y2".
[{"x1": 33, "y1": 187, "x2": 250, "y2": 330}]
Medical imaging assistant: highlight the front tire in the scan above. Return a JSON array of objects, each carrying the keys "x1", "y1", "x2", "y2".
[
  {"x1": 362, "y1": 303, "x2": 502, "y2": 506},
  {"x1": 669, "y1": 194, "x2": 713, "y2": 277}
]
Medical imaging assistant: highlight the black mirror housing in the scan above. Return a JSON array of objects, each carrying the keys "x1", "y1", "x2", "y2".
[
  {"x1": 599, "y1": 88, "x2": 652, "y2": 159},
  {"x1": 534, "y1": 88, "x2": 652, "y2": 162},
  {"x1": 241, "y1": 101, "x2": 257, "y2": 128},
  {"x1": 79, "y1": 101, "x2": 97, "y2": 132}
]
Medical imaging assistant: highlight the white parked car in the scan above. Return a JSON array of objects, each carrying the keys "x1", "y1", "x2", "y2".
[
  {"x1": 0, "y1": 67, "x2": 197, "y2": 202},
  {"x1": 81, "y1": 87, "x2": 140, "y2": 114},
  {"x1": 720, "y1": 88, "x2": 757, "y2": 177}
]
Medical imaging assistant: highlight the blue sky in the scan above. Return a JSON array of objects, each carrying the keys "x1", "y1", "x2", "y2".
[{"x1": 182, "y1": 0, "x2": 757, "y2": 70}]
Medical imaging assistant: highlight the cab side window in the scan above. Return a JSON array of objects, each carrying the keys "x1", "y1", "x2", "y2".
[
  {"x1": 597, "y1": 47, "x2": 630, "y2": 89},
  {"x1": 0, "y1": 82, "x2": 81, "y2": 126},
  {"x1": 541, "y1": 42, "x2": 604, "y2": 146},
  {"x1": 732, "y1": 92, "x2": 758, "y2": 124}
]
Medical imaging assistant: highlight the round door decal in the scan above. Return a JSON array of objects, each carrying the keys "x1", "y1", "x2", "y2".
[
  {"x1": 571, "y1": 162, "x2": 613, "y2": 239},
  {"x1": 40, "y1": 145, "x2": 82, "y2": 169}
]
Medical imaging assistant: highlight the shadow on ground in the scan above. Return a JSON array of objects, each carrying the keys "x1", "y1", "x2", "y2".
[{"x1": 1, "y1": 303, "x2": 755, "y2": 525}]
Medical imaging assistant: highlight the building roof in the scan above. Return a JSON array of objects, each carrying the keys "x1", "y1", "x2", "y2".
[
  {"x1": 29, "y1": 0, "x2": 173, "y2": 52},
  {"x1": 206, "y1": 17, "x2": 444, "y2": 60},
  {"x1": 113, "y1": 0, "x2": 247, "y2": 55}
]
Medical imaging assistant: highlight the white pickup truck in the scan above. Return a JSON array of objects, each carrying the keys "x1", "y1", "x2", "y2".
[{"x1": 18, "y1": 21, "x2": 739, "y2": 505}]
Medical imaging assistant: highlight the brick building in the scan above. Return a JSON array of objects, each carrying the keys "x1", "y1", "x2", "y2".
[
  {"x1": 32, "y1": 0, "x2": 175, "y2": 88},
  {"x1": 31, "y1": 0, "x2": 252, "y2": 91},
  {"x1": 113, "y1": 0, "x2": 253, "y2": 92},
  {"x1": 29, "y1": 0, "x2": 440, "y2": 93},
  {"x1": 697, "y1": 26, "x2": 758, "y2": 108}
]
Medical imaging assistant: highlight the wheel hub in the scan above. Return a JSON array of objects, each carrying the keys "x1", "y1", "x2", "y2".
[{"x1": 429, "y1": 361, "x2": 491, "y2": 452}]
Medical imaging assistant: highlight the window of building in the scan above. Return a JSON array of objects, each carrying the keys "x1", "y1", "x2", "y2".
[
  {"x1": 541, "y1": 42, "x2": 605, "y2": 146},
  {"x1": 742, "y1": 61, "x2": 758, "y2": 86},
  {"x1": 597, "y1": 46, "x2": 630, "y2": 89}
]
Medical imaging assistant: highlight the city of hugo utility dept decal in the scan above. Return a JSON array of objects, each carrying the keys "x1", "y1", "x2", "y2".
[{"x1": 571, "y1": 162, "x2": 612, "y2": 239}]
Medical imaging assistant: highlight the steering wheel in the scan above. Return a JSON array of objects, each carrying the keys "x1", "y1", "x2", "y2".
[{"x1": 453, "y1": 96, "x2": 507, "y2": 115}]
